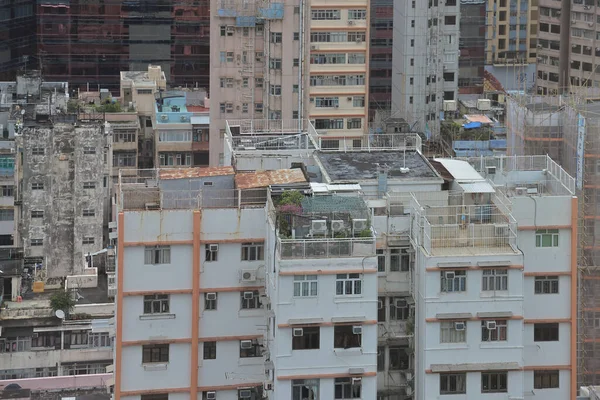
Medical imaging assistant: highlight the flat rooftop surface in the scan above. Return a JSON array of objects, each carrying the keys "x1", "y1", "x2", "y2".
[{"x1": 317, "y1": 151, "x2": 440, "y2": 181}]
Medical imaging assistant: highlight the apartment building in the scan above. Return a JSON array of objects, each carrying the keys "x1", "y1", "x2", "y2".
[
  {"x1": 0, "y1": 288, "x2": 114, "y2": 380},
  {"x1": 307, "y1": 0, "x2": 370, "y2": 147},
  {"x1": 0, "y1": 0, "x2": 36, "y2": 81},
  {"x1": 459, "y1": 0, "x2": 486, "y2": 94},
  {"x1": 391, "y1": 0, "x2": 459, "y2": 137},
  {"x1": 485, "y1": 0, "x2": 538, "y2": 65},
  {"x1": 369, "y1": 0, "x2": 393, "y2": 116},
  {"x1": 413, "y1": 156, "x2": 576, "y2": 400}
]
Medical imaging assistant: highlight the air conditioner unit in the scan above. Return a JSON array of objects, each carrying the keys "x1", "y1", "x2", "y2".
[
  {"x1": 160, "y1": 114, "x2": 168, "y2": 121},
  {"x1": 347, "y1": 96, "x2": 353, "y2": 101},
  {"x1": 494, "y1": 224, "x2": 509, "y2": 236},
  {"x1": 486, "y1": 320, "x2": 497, "y2": 330},
  {"x1": 205, "y1": 392, "x2": 216, "y2": 400},
  {"x1": 243, "y1": 291, "x2": 254, "y2": 300},
  {"x1": 515, "y1": 187, "x2": 527, "y2": 195},
  {"x1": 454, "y1": 322, "x2": 465, "y2": 331},
  {"x1": 444, "y1": 271, "x2": 455, "y2": 279},
  {"x1": 241, "y1": 269, "x2": 257, "y2": 282},
  {"x1": 395, "y1": 298, "x2": 407, "y2": 308},
  {"x1": 355, "y1": 39, "x2": 362, "y2": 43},
  {"x1": 206, "y1": 292, "x2": 218, "y2": 301},
  {"x1": 378, "y1": 300, "x2": 384, "y2": 309},
  {"x1": 239, "y1": 390, "x2": 252, "y2": 399},
  {"x1": 309, "y1": 97, "x2": 315, "y2": 103},
  {"x1": 331, "y1": 220, "x2": 345, "y2": 232},
  {"x1": 352, "y1": 325, "x2": 363, "y2": 335},
  {"x1": 352, "y1": 377, "x2": 362, "y2": 384},
  {"x1": 293, "y1": 328, "x2": 304, "y2": 337},
  {"x1": 310, "y1": 45, "x2": 317, "y2": 50},
  {"x1": 477, "y1": 99, "x2": 491, "y2": 111},
  {"x1": 352, "y1": 218, "x2": 368, "y2": 232},
  {"x1": 348, "y1": 20, "x2": 355, "y2": 25},
  {"x1": 180, "y1": 116, "x2": 187, "y2": 122},
  {"x1": 486, "y1": 166, "x2": 496, "y2": 175},
  {"x1": 527, "y1": 187, "x2": 538, "y2": 194},
  {"x1": 240, "y1": 340, "x2": 253, "y2": 349},
  {"x1": 311, "y1": 219, "x2": 328, "y2": 235},
  {"x1": 209, "y1": 244, "x2": 219, "y2": 252},
  {"x1": 264, "y1": 382, "x2": 273, "y2": 391},
  {"x1": 443, "y1": 100, "x2": 457, "y2": 111}
]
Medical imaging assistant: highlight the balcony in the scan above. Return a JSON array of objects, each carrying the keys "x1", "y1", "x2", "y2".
[{"x1": 279, "y1": 237, "x2": 374, "y2": 259}]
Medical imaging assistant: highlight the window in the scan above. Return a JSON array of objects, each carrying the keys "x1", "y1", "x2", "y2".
[
  {"x1": 82, "y1": 237, "x2": 95, "y2": 245},
  {"x1": 336, "y1": 273, "x2": 362, "y2": 295},
  {"x1": 389, "y1": 346, "x2": 409, "y2": 370},
  {"x1": 390, "y1": 249, "x2": 409, "y2": 271},
  {"x1": 389, "y1": 297, "x2": 410, "y2": 320},
  {"x1": 0, "y1": 208, "x2": 12, "y2": 222},
  {"x1": 239, "y1": 340, "x2": 261, "y2": 357},
  {"x1": 269, "y1": 58, "x2": 282, "y2": 70},
  {"x1": 536, "y1": 229, "x2": 559, "y2": 247},
  {"x1": 294, "y1": 275, "x2": 318, "y2": 297},
  {"x1": 535, "y1": 276, "x2": 559, "y2": 294},
  {"x1": 144, "y1": 246, "x2": 171, "y2": 264},
  {"x1": 159, "y1": 131, "x2": 192, "y2": 143},
  {"x1": 241, "y1": 242, "x2": 264, "y2": 261},
  {"x1": 89, "y1": 332, "x2": 112, "y2": 348},
  {"x1": 144, "y1": 294, "x2": 170, "y2": 314},
  {"x1": 293, "y1": 58, "x2": 299, "y2": 67},
  {"x1": 347, "y1": 118, "x2": 362, "y2": 129},
  {"x1": 444, "y1": 15, "x2": 456, "y2": 25},
  {"x1": 142, "y1": 344, "x2": 169, "y2": 363},
  {"x1": 348, "y1": 9, "x2": 367, "y2": 20},
  {"x1": 83, "y1": 182, "x2": 95, "y2": 189},
  {"x1": 32, "y1": 147, "x2": 44, "y2": 155},
  {"x1": 113, "y1": 152, "x2": 136, "y2": 167},
  {"x1": 482, "y1": 269, "x2": 508, "y2": 291},
  {"x1": 311, "y1": 9, "x2": 341, "y2": 20},
  {"x1": 333, "y1": 325, "x2": 361, "y2": 349},
  {"x1": 270, "y1": 32, "x2": 282, "y2": 43},
  {"x1": 31, "y1": 332, "x2": 59, "y2": 349},
  {"x1": 534, "y1": 323, "x2": 559, "y2": 341},
  {"x1": 31, "y1": 238, "x2": 43, "y2": 246},
  {"x1": 481, "y1": 320, "x2": 507, "y2": 342},
  {"x1": 226, "y1": 52, "x2": 234, "y2": 62},
  {"x1": 334, "y1": 377, "x2": 361, "y2": 399},
  {"x1": 141, "y1": 395, "x2": 168, "y2": 400},
  {"x1": 482, "y1": 371, "x2": 508, "y2": 393},
  {"x1": 255, "y1": 103, "x2": 263, "y2": 113},
  {"x1": 31, "y1": 182, "x2": 44, "y2": 190},
  {"x1": 534, "y1": 370, "x2": 559, "y2": 389},
  {"x1": 440, "y1": 321, "x2": 466, "y2": 343},
  {"x1": 292, "y1": 326, "x2": 320, "y2": 350},
  {"x1": 352, "y1": 96, "x2": 365, "y2": 107},
  {"x1": 270, "y1": 84, "x2": 282, "y2": 96},
  {"x1": 377, "y1": 249, "x2": 385, "y2": 272},
  {"x1": 1, "y1": 186, "x2": 13, "y2": 197},
  {"x1": 240, "y1": 290, "x2": 261, "y2": 309},
  {"x1": 83, "y1": 147, "x2": 96, "y2": 155},
  {"x1": 440, "y1": 373, "x2": 466, "y2": 394},
  {"x1": 205, "y1": 292, "x2": 217, "y2": 310},
  {"x1": 31, "y1": 210, "x2": 43, "y2": 219},
  {"x1": 203, "y1": 341, "x2": 216, "y2": 359},
  {"x1": 293, "y1": 32, "x2": 299, "y2": 40},
  {"x1": 292, "y1": 379, "x2": 319, "y2": 400},
  {"x1": 440, "y1": 270, "x2": 466, "y2": 292},
  {"x1": 205, "y1": 244, "x2": 218, "y2": 261},
  {"x1": 82, "y1": 209, "x2": 95, "y2": 217}
]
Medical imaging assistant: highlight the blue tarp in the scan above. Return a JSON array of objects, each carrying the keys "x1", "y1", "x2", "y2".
[{"x1": 463, "y1": 122, "x2": 482, "y2": 129}]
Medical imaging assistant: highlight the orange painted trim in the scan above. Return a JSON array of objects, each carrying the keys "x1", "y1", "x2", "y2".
[
  {"x1": 309, "y1": 92, "x2": 366, "y2": 96},
  {"x1": 309, "y1": 71, "x2": 367, "y2": 75},
  {"x1": 425, "y1": 365, "x2": 542, "y2": 374},
  {"x1": 310, "y1": 27, "x2": 367, "y2": 31},
  {"x1": 524, "y1": 271, "x2": 571, "y2": 277},
  {"x1": 278, "y1": 320, "x2": 377, "y2": 328},
  {"x1": 583, "y1": 338, "x2": 600, "y2": 343},
  {"x1": 199, "y1": 334, "x2": 262, "y2": 342},
  {"x1": 571, "y1": 196, "x2": 578, "y2": 400},
  {"x1": 121, "y1": 388, "x2": 189, "y2": 397},
  {"x1": 524, "y1": 365, "x2": 571, "y2": 371},
  {"x1": 124, "y1": 240, "x2": 193, "y2": 247},
  {"x1": 524, "y1": 318, "x2": 571, "y2": 324},
  {"x1": 200, "y1": 238, "x2": 265, "y2": 244},
  {"x1": 309, "y1": 113, "x2": 366, "y2": 118},
  {"x1": 115, "y1": 212, "x2": 124, "y2": 400},
  {"x1": 277, "y1": 371, "x2": 377, "y2": 380},
  {"x1": 278, "y1": 269, "x2": 378, "y2": 276},
  {"x1": 199, "y1": 285, "x2": 263, "y2": 293},
  {"x1": 523, "y1": 137, "x2": 563, "y2": 142},
  {"x1": 122, "y1": 289, "x2": 192, "y2": 297},
  {"x1": 198, "y1": 382, "x2": 262, "y2": 391},
  {"x1": 425, "y1": 316, "x2": 523, "y2": 323},
  {"x1": 518, "y1": 225, "x2": 571, "y2": 231},
  {"x1": 191, "y1": 210, "x2": 201, "y2": 400},
  {"x1": 425, "y1": 265, "x2": 523, "y2": 272},
  {"x1": 582, "y1": 276, "x2": 600, "y2": 281},
  {"x1": 122, "y1": 338, "x2": 192, "y2": 347},
  {"x1": 311, "y1": 5, "x2": 368, "y2": 9}
]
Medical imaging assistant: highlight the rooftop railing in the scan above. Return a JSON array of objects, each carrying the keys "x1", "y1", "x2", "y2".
[{"x1": 278, "y1": 237, "x2": 375, "y2": 259}]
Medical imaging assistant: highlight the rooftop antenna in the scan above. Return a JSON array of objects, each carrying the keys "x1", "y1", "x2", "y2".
[{"x1": 400, "y1": 149, "x2": 410, "y2": 174}]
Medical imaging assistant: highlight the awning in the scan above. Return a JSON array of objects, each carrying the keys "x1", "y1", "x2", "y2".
[
  {"x1": 477, "y1": 311, "x2": 513, "y2": 319},
  {"x1": 463, "y1": 121, "x2": 482, "y2": 129},
  {"x1": 431, "y1": 362, "x2": 521, "y2": 372},
  {"x1": 288, "y1": 318, "x2": 324, "y2": 326},
  {"x1": 435, "y1": 313, "x2": 472, "y2": 320},
  {"x1": 331, "y1": 316, "x2": 366, "y2": 324},
  {"x1": 458, "y1": 181, "x2": 495, "y2": 193}
]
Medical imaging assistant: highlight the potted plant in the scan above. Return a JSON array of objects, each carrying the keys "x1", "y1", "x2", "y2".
[{"x1": 50, "y1": 290, "x2": 75, "y2": 318}]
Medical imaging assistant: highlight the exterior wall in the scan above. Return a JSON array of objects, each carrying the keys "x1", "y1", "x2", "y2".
[
  {"x1": 391, "y1": 0, "x2": 459, "y2": 137},
  {"x1": 535, "y1": 0, "x2": 564, "y2": 95},
  {"x1": 369, "y1": 0, "x2": 393, "y2": 116},
  {"x1": 17, "y1": 122, "x2": 109, "y2": 278},
  {"x1": 0, "y1": 0, "x2": 36, "y2": 81}
]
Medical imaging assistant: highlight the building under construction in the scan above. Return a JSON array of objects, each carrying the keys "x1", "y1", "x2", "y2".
[
  {"x1": 507, "y1": 92, "x2": 600, "y2": 388},
  {"x1": 0, "y1": 0, "x2": 36, "y2": 80},
  {"x1": 36, "y1": 0, "x2": 209, "y2": 93}
]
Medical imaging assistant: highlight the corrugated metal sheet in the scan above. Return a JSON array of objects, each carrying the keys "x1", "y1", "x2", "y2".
[
  {"x1": 458, "y1": 181, "x2": 495, "y2": 193},
  {"x1": 235, "y1": 169, "x2": 306, "y2": 189},
  {"x1": 159, "y1": 166, "x2": 234, "y2": 180},
  {"x1": 434, "y1": 159, "x2": 482, "y2": 182},
  {"x1": 464, "y1": 114, "x2": 494, "y2": 124}
]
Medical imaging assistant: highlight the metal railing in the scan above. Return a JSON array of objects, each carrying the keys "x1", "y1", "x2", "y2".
[
  {"x1": 320, "y1": 134, "x2": 422, "y2": 153},
  {"x1": 279, "y1": 237, "x2": 375, "y2": 259},
  {"x1": 226, "y1": 119, "x2": 308, "y2": 135}
]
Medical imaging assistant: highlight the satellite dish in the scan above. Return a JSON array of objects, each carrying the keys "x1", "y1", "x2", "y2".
[
  {"x1": 20, "y1": 109, "x2": 25, "y2": 115},
  {"x1": 55, "y1": 309, "x2": 65, "y2": 319}
]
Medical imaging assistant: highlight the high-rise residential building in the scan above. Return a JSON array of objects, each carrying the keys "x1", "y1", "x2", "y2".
[
  {"x1": 0, "y1": 0, "x2": 36, "y2": 81},
  {"x1": 535, "y1": 0, "x2": 569, "y2": 95},
  {"x1": 459, "y1": 0, "x2": 486, "y2": 94},
  {"x1": 36, "y1": 0, "x2": 210, "y2": 93},
  {"x1": 391, "y1": 0, "x2": 459, "y2": 137},
  {"x1": 484, "y1": 0, "x2": 538, "y2": 66},
  {"x1": 368, "y1": 0, "x2": 393, "y2": 117}
]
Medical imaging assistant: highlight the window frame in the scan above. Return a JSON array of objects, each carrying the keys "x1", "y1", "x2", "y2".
[
  {"x1": 334, "y1": 377, "x2": 361, "y2": 399},
  {"x1": 241, "y1": 242, "x2": 264, "y2": 261},
  {"x1": 535, "y1": 229, "x2": 559, "y2": 247},
  {"x1": 143, "y1": 294, "x2": 170, "y2": 314},
  {"x1": 333, "y1": 325, "x2": 362, "y2": 349},
  {"x1": 205, "y1": 292, "x2": 217, "y2": 310},
  {"x1": 335, "y1": 273, "x2": 362, "y2": 296},
  {"x1": 440, "y1": 321, "x2": 467, "y2": 343},
  {"x1": 205, "y1": 244, "x2": 218, "y2": 262},
  {"x1": 481, "y1": 371, "x2": 508, "y2": 393},
  {"x1": 481, "y1": 268, "x2": 508, "y2": 291},
  {"x1": 293, "y1": 275, "x2": 318, "y2": 297},
  {"x1": 534, "y1": 323, "x2": 559, "y2": 341},
  {"x1": 142, "y1": 344, "x2": 169, "y2": 364},
  {"x1": 481, "y1": 319, "x2": 508, "y2": 342},
  {"x1": 534, "y1": 370, "x2": 559, "y2": 389},
  {"x1": 534, "y1": 275, "x2": 559, "y2": 294},
  {"x1": 144, "y1": 245, "x2": 171, "y2": 265},
  {"x1": 292, "y1": 326, "x2": 320, "y2": 350},
  {"x1": 240, "y1": 290, "x2": 261, "y2": 309},
  {"x1": 439, "y1": 373, "x2": 466, "y2": 395},
  {"x1": 440, "y1": 270, "x2": 466, "y2": 292},
  {"x1": 203, "y1": 341, "x2": 216, "y2": 360},
  {"x1": 239, "y1": 340, "x2": 261, "y2": 358}
]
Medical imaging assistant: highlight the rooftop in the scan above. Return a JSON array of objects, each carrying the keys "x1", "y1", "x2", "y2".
[
  {"x1": 525, "y1": 102, "x2": 562, "y2": 113},
  {"x1": 317, "y1": 151, "x2": 440, "y2": 182},
  {"x1": 235, "y1": 169, "x2": 306, "y2": 189},
  {"x1": 159, "y1": 167, "x2": 234, "y2": 180}
]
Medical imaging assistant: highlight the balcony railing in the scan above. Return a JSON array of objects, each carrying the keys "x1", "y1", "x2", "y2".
[{"x1": 279, "y1": 237, "x2": 375, "y2": 259}]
